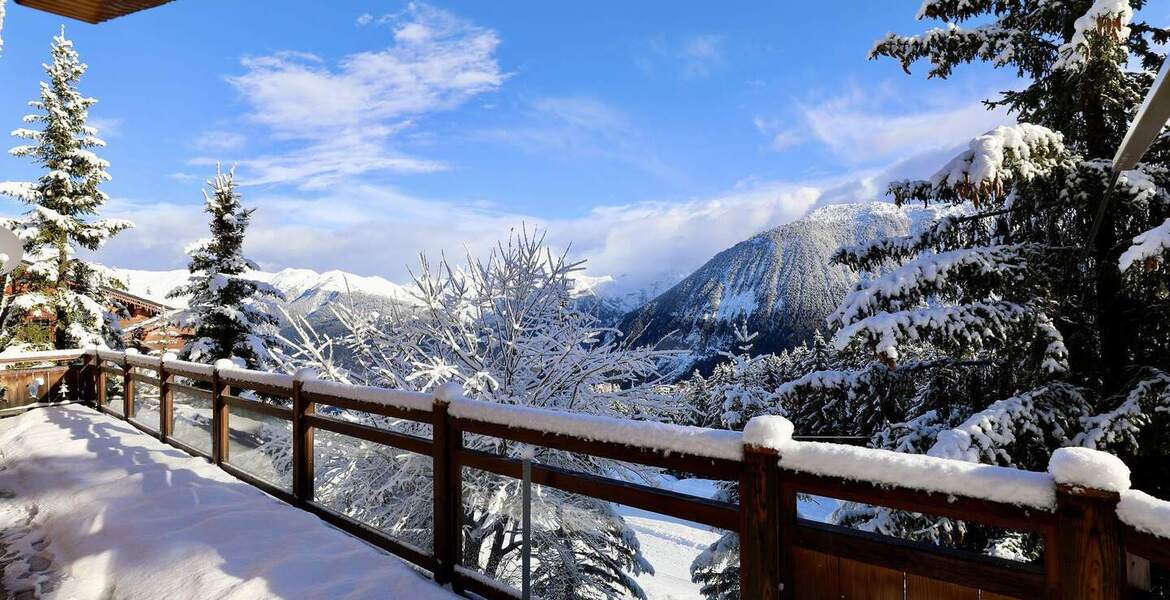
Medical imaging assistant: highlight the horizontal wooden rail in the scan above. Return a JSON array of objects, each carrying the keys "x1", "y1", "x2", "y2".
[
  {"x1": 128, "y1": 372, "x2": 161, "y2": 387},
  {"x1": 457, "y1": 447, "x2": 739, "y2": 530},
  {"x1": 791, "y1": 520, "x2": 1048, "y2": 598},
  {"x1": 163, "y1": 363, "x2": 214, "y2": 382},
  {"x1": 169, "y1": 382, "x2": 212, "y2": 400},
  {"x1": 222, "y1": 394, "x2": 293, "y2": 420},
  {"x1": 168, "y1": 436, "x2": 211, "y2": 460},
  {"x1": 0, "y1": 350, "x2": 84, "y2": 365},
  {"x1": 452, "y1": 566, "x2": 518, "y2": 600},
  {"x1": 100, "y1": 365, "x2": 123, "y2": 378},
  {"x1": 1122, "y1": 524, "x2": 1170, "y2": 569},
  {"x1": 306, "y1": 414, "x2": 434, "y2": 456},
  {"x1": 450, "y1": 417, "x2": 741, "y2": 480},
  {"x1": 781, "y1": 469, "x2": 1056, "y2": 534},
  {"x1": 304, "y1": 501, "x2": 435, "y2": 572},
  {"x1": 218, "y1": 377, "x2": 291, "y2": 398},
  {"x1": 221, "y1": 462, "x2": 293, "y2": 503},
  {"x1": 302, "y1": 389, "x2": 433, "y2": 424}
]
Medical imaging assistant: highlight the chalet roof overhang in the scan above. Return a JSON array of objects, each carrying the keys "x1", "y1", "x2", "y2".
[{"x1": 14, "y1": 0, "x2": 173, "y2": 24}]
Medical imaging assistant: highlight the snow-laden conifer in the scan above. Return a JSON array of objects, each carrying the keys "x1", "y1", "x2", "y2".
[
  {"x1": 169, "y1": 166, "x2": 282, "y2": 368},
  {"x1": 758, "y1": 0, "x2": 1170, "y2": 566},
  {"x1": 689, "y1": 328, "x2": 839, "y2": 599},
  {"x1": 0, "y1": 28, "x2": 132, "y2": 350}
]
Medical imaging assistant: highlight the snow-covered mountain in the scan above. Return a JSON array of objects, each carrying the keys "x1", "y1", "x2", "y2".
[
  {"x1": 112, "y1": 266, "x2": 415, "y2": 311},
  {"x1": 619, "y1": 202, "x2": 937, "y2": 362},
  {"x1": 111, "y1": 266, "x2": 416, "y2": 350}
]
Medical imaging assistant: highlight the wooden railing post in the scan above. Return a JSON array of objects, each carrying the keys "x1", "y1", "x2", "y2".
[
  {"x1": 292, "y1": 374, "x2": 315, "y2": 505},
  {"x1": 122, "y1": 354, "x2": 134, "y2": 419},
  {"x1": 82, "y1": 351, "x2": 97, "y2": 404},
  {"x1": 431, "y1": 384, "x2": 463, "y2": 587},
  {"x1": 211, "y1": 366, "x2": 229, "y2": 465},
  {"x1": 740, "y1": 444, "x2": 781, "y2": 600},
  {"x1": 1054, "y1": 484, "x2": 1125, "y2": 600},
  {"x1": 96, "y1": 354, "x2": 106, "y2": 410},
  {"x1": 158, "y1": 357, "x2": 172, "y2": 442}
]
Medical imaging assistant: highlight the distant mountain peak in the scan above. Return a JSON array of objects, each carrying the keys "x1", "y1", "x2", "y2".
[{"x1": 620, "y1": 201, "x2": 938, "y2": 362}]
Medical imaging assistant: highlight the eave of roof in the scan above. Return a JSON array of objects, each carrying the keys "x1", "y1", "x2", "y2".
[{"x1": 14, "y1": 0, "x2": 173, "y2": 24}]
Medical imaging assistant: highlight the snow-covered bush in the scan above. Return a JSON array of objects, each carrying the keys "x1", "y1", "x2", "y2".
[{"x1": 280, "y1": 229, "x2": 675, "y2": 598}]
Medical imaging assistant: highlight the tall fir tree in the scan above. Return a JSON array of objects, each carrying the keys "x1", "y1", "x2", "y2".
[
  {"x1": 767, "y1": 0, "x2": 1170, "y2": 557},
  {"x1": 0, "y1": 28, "x2": 132, "y2": 351},
  {"x1": 690, "y1": 329, "x2": 840, "y2": 598},
  {"x1": 170, "y1": 166, "x2": 282, "y2": 369}
]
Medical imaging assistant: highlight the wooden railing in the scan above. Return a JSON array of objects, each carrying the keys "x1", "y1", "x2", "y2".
[{"x1": 7, "y1": 349, "x2": 1168, "y2": 600}]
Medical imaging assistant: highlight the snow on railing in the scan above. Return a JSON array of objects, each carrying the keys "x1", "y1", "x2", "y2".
[
  {"x1": 162, "y1": 356, "x2": 214, "y2": 377},
  {"x1": 1119, "y1": 490, "x2": 1170, "y2": 539},
  {"x1": 0, "y1": 348, "x2": 85, "y2": 364},
  {"x1": 214, "y1": 360, "x2": 294, "y2": 390},
  {"x1": 301, "y1": 378, "x2": 433, "y2": 413},
  {"x1": 744, "y1": 415, "x2": 1056, "y2": 509},
  {"x1": 447, "y1": 391, "x2": 745, "y2": 461}
]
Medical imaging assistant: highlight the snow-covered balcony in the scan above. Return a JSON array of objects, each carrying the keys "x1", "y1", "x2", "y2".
[{"x1": 0, "y1": 349, "x2": 1167, "y2": 600}]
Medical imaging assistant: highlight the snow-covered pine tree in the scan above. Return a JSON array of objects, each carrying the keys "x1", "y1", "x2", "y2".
[
  {"x1": 690, "y1": 328, "x2": 838, "y2": 599},
  {"x1": 169, "y1": 165, "x2": 282, "y2": 368},
  {"x1": 279, "y1": 229, "x2": 674, "y2": 599},
  {"x1": 767, "y1": 0, "x2": 1170, "y2": 557},
  {"x1": 0, "y1": 28, "x2": 133, "y2": 351}
]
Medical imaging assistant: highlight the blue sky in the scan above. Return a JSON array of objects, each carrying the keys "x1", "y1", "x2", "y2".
[{"x1": 0, "y1": 0, "x2": 1123, "y2": 290}]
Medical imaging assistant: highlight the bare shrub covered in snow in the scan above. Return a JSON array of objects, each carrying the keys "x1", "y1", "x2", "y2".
[{"x1": 279, "y1": 229, "x2": 677, "y2": 599}]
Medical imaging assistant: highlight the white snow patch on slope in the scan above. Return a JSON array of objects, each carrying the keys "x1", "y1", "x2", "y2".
[{"x1": 0, "y1": 405, "x2": 455, "y2": 600}]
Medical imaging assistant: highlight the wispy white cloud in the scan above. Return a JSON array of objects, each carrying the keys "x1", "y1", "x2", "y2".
[
  {"x1": 193, "y1": 130, "x2": 247, "y2": 152},
  {"x1": 89, "y1": 117, "x2": 123, "y2": 138},
  {"x1": 475, "y1": 95, "x2": 687, "y2": 185},
  {"x1": 753, "y1": 116, "x2": 804, "y2": 151},
  {"x1": 801, "y1": 95, "x2": 1010, "y2": 163},
  {"x1": 754, "y1": 83, "x2": 1012, "y2": 163},
  {"x1": 640, "y1": 34, "x2": 726, "y2": 80},
  {"x1": 220, "y1": 3, "x2": 504, "y2": 188}
]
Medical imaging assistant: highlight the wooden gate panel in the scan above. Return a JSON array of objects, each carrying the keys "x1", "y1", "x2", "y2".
[
  {"x1": 905, "y1": 573, "x2": 979, "y2": 599},
  {"x1": 0, "y1": 367, "x2": 68, "y2": 410},
  {"x1": 839, "y1": 556, "x2": 904, "y2": 600},
  {"x1": 792, "y1": 547, "x2": 839, "y2": 600}
]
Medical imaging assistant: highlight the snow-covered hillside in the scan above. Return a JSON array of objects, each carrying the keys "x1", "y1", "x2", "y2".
[{"x1": 620, "y1": 202, "x2": 940, "y2": 360}]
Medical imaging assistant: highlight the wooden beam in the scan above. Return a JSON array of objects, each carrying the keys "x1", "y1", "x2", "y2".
[
  {"x1": 791, "y1": 520, "x2": 1047, "y2": 599},
  {"x1": 14, "y1": 0, "x2": 173, "y2": 24}
]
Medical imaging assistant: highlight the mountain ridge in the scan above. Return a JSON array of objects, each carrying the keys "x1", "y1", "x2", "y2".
[{"x1": 618, "y1": 201, "x2": 938, "y2": 362}]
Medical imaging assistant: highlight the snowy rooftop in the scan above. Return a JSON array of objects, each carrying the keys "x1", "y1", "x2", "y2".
[{"x1": 0, "y1": 405, "x2": 455, "y2": 599}]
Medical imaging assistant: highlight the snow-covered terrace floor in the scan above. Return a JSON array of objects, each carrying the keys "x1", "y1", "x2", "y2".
[{"x1": 0, "y1": 404, "x2": 457, "y2": 599}]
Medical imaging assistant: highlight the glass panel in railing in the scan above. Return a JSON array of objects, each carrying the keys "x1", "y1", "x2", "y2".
[
  {"x1": 226, "y1": 401, "x2": 292, "y2": 490},
  {"x1": 131, "y1": 381, "x2": 161, "y2": 432},
  {"x1": 103, "y1": 372, "x2": 124, "y2": 416},
  {"x1": 312, "y1": 427, "x2": 433, "y2": 553},
  {"x1": 170, "y1": 381, "x2": 212, "y2": 455}
]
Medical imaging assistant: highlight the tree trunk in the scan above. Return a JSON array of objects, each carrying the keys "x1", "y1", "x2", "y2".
[
  {"x1": 1083, "y1": 68, "x2": 1128, "y2": 396},
  {"x1": 484, "y1": 520, "x2": 508, "y2": 576}
]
